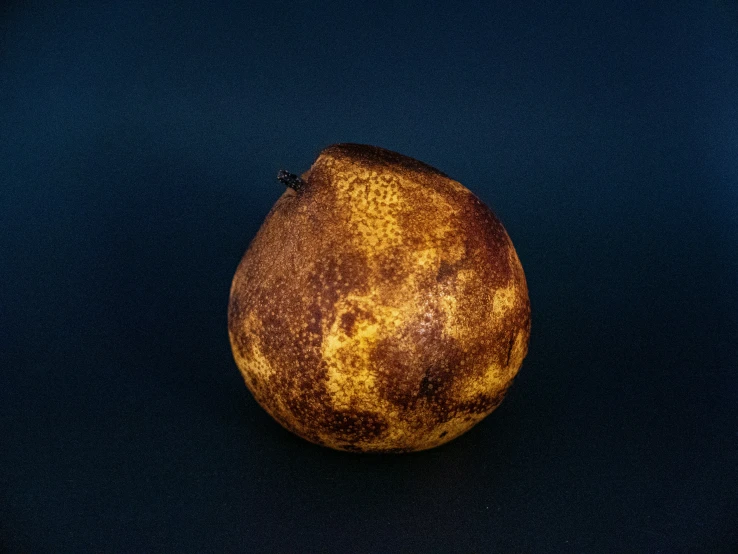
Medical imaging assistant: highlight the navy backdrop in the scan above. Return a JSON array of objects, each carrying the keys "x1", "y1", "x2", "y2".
[{"x1": 2, "y1": 0, "x2": 738, "y2": 551}]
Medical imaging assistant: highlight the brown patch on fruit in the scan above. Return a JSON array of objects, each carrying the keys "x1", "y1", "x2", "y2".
[
  {"x1": 504, "y1": 332, "x2": 516, "y2": 366},
  {"x1": 435, "y1": 260, "x2": 459, "y2": 283},
  {"x1": 455, "y1": 389, "x2": 508, "y2": 415},
  {"x1": 368, "y1": 304, "x2": 473, "y2": 427},
  {"x1": 340, "y1": 311, "x2": 357, "y2": 335},
  {"x1": 324, "y1": 409, "x2": 389, "y2": 443},
  {"x1": 457, "y1": 197, "x2": 514, "y2": 288},
  {"x1": 378, "y1": 260, "x2": 404, "y2": 285}
]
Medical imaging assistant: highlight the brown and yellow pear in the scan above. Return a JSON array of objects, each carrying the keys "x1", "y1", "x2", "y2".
[{"x1": 228, "y1": 144, "x2": 530, "y2": 452}]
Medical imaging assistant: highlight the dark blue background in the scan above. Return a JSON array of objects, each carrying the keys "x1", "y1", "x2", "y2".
[{"x1": 2, "y1": 0, "x2": 737, "y2": 551}]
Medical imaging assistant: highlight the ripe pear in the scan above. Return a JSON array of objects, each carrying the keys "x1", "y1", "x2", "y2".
[{"x1": 228, "y1": 144, "x2": 530, "y2": 453}]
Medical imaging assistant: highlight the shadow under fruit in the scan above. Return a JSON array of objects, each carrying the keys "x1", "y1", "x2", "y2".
[{"x1": 228, "y1": 144, "x2": 531, "y2": 452}]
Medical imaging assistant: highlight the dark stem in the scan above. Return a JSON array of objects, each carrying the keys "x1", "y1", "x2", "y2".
[{"x1": 277, "y1": 170, "x2": 306, "y2": 192}]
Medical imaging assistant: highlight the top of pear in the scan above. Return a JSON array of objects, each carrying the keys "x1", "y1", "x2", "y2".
[
  {"x1": 321, "y1": 143, "x2": 449, "y2": 176},
  {"x1": 301, "y1": 143, "x2": 451, "y2": 190}
]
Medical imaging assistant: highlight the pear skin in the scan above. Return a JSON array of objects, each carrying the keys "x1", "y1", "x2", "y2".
[{"x1": 228, "y1": 144, "x2": 531, "y2": 452}]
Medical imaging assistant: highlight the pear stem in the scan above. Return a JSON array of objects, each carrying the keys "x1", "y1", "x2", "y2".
[{"x1": 277, "y1": 170, "x2": 306, "y2": 192}]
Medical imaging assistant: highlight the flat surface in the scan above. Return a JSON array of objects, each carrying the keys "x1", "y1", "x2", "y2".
[{"x1": 2, "y1": 0, "x2": 737, "y2": 551}]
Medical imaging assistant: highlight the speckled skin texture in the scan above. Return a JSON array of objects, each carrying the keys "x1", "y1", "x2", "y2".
[{"x1": 228, "y1": 144, "x2": 531, "y2": 452}]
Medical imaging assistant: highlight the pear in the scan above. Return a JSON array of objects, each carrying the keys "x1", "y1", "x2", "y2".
[{"x1": 228, "y1": 144, "x2": 530, "y2": 452}]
